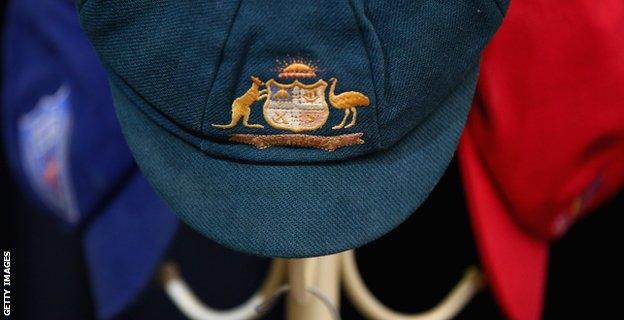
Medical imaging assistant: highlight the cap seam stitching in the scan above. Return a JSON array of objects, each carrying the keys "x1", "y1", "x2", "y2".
[
  {"x1": 347, "y1": 0, "x2": 384, "y2": 149},
  {"x1": 198, "y1": 0, "x2": 243, "y2": 147},
  {"x1": 380, "y1": 59, "x2": 479, "y2": 150},
  {"x1": 491, "y1": 0, "x2": 506, "y2": 19}
]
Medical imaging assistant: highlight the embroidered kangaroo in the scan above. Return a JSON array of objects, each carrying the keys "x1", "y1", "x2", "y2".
[{"x1": 212, "y1": 76, "x2": 267, "y2": 129}]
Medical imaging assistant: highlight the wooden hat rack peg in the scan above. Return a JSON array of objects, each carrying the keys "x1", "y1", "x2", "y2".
[{"x1": 158, "y1": 251, "x2": 483, "y2": 320}]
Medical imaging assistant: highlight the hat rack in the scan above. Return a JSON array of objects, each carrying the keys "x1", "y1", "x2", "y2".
[
  {"x1": 158, "y1": 251, "x2": 483, "y2": 320},
  {"x1": 158, "y1": 259, "x2": 284, "y2": 320}
]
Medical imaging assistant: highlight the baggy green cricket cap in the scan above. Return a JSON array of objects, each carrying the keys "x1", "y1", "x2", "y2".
[{"x1": 78, "y1": 0, "x2": 508, "y2": 257}]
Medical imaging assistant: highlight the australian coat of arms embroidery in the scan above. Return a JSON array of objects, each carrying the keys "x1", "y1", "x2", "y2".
[{"x1": 212, "y1": 58, "x2": 370, "y2": 151}]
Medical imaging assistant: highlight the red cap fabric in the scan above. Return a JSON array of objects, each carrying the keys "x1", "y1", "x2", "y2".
[{"x1": 459, "y1": 1, "x2": 624, "y2": 319}]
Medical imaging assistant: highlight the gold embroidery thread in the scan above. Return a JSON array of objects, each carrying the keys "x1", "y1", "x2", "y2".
[
  {"x1": 229, "y1": 133, "x2": 364, "y2": 152},
  {"x1": 212, "y1": 59, "x2": 371, "y2": 151},
  {"x1": 328, "y1": 78, "x2": 370, "y2": 130},
  {"x1": 212, "y1": 76, "x2": 267, "y2": 129},
  {"x1": 262, "y1": 79, "x2": 329, "y2": 132}
]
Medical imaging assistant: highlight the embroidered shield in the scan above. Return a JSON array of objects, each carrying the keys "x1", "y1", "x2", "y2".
[{"x1": 263, "y1": 79, "x2": 328, "y2": 132}]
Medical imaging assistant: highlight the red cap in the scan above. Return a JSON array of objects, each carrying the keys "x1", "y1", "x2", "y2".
[{"x1": 459, "y1": 1, "x2": 624, "y2": 319}]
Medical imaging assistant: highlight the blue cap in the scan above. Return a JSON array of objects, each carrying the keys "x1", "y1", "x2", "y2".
[
  {"x1": 2, "y1": 0, "x2": 177, "y2": 318},
  {"x1": 78, "y1": 0, "x2": 508, "y2": 257}
]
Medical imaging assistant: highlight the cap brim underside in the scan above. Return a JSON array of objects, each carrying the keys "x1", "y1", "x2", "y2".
[
  {"x1": 84, "y1": 171, "x2": 178, "y2": 319},
  {"x1": 459, "y1": 130, "x2": 548, "y2": 320},
  {"x1": 110, "y1": 66, "x2": 479, "y2": 258}
]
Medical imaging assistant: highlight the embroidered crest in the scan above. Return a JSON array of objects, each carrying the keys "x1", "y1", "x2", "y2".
[
  {"x1": 263, "y1": 79, "x2": 328, "y2": 132},
  {"x1": 18, "y1": 85, "x2": 79, "y2": 224},
  {"x1": 212, "y1": 58, "x2": 370, "y2": 151}
]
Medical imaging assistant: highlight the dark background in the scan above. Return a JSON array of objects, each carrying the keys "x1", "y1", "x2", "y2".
[{"x1": 2, "y1": 153, "x2": 622, "y2": 319}]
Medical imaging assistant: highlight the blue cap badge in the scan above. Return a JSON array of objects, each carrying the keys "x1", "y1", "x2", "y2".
[{"x1": 18, "y1": 85, "x2": 79, "y2": 223}]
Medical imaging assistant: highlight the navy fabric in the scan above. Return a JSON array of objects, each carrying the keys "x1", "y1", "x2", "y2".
[
  {"x1": 2, "y1": 0, "x2": 177, "y2": 318},
  {"x1": 83, "y1": 173, "x2": 177, "y2": 319},
  {"x1": 79, "y1": 1, "x2": 507, "y2": 257}
]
